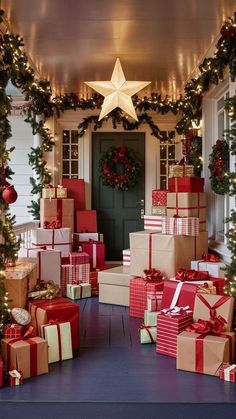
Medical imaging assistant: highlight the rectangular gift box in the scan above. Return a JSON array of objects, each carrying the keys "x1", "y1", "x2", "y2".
[
  {"x1": 98, "y1": 266, "x2": 134, "y2": 307},
  {"x1": 177, "y1": 331, "x2": 235, "y2": 376},
  {"x1": 28, "y1": 297, "x2": 80, "y2": 350},
  {"x1": 166, "y1": 192, "x2": 206, "y2": 230},
  {"x1": 191, "y1": 259, "x2": 226, "y2": 279},
  {"x1": 76, "y1": 210, "x2": 97, "y2": 233},
  {"x1": 41, "y1": 321, "x2": 73, "y2": 363},
  {"x1": 60, "y1": 178, "x2": 86, "y2": 210},
  {"x1": 151, "y1": 206, "x2": 166, "y2": 216},
  {"x1": 193, "y1": 294, "x2": 234, "y2": 332},
  {"x1": 0, "y1": 355, "x2": 3, "y2": 387},
  {"x1": 144, "y1": 215, "x2": 162, "y2": 232},
  {"x1": 169, "y1": 165, "x2": 194, "y2": 178},
  {"x1": 67, "y1": 283, "x2": 91, "y2": 299},
  {"x1": 152, "y1": 190, "x2": 168, "y2": 206},
  {"x1": 90, "y1": 270, "x2": 99, "y2": 296},
  {"x1": 156, "y1": 312, "x2": 193, "y2": 357},
  {"x1": 219, "y1": 363, "x2": 236, "y2": 382},
  {"x1": 42, "y1": 186, "x2": 67, "y2": 199},
  {"x1": 161, "y1": 279, "x2": 198, "y2": 311},
  {"x1": 162, "y1": 217, "x2": 199, "y2": 236},
  {"x1": 130, "y1": 277, "x2": 164, "y2": 319},
  {"x1": 69, "y1": 251, "x2": 90, "y2": 265},
  {"x1": 31, "y1": 227, "x2": 72, "y2": 258},
  {"x1": 73, "y1": 233, "x2": 104, "y2": 249},
  {"x1": 5, "y1": 261, "x2": 37, "y2": 309},
  {"x1": 139, "y1": 325, "x2": 157, "y2": 344},
  {"x1": 61, "y1": 264, "x2": 90, "y2": 296},
  {"x1": 144, "y1": 310, "x2": 159, "y2": 327},
  {"x1": 18, "y1": 249, "x2": 61, "y2": 285},
  {"x1": 79, "y1": 241, "x2": 105, "y2": 269},
  {"x1": 9, "y1": 369, "x2": 23, "y2": 386},
  {"x1": 1, "y1": 337, "x2": 48, "y2": 379},
  {"x1": 129, "y1": 230, "x2": 208, "y2": 279},
  {"x1": 168, "y1": 176, "x2": 204, "y2": 193},
  {"x1": 4, "y1": 324, "x2": 23, "y2": 339},
  {"x1": 122, "y1": 249, "x2": 131, "y2": 267},
  {"x1": 147, "y1": 291, "x2": 163, "y2": 312},
  {"x1": 40, "y1": 198, "x2": 74, "y2": 230}
]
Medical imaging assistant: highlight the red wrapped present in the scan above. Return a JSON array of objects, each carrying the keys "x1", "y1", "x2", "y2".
[
  {"x1": 156, "y1": 307, "x2": 193, "y2": 357},
  {"x1": 4, "y1": 324, "x2": 23, "y2": 339},
  {"x1": 0, "y1": 355, "x2": 3, "y2": 387},
  {"x1": 161, "y1": 279, "x2": 198, "y2": 311},
  {"x1": 90, "y1": 270, "x2": 99, "y2": 296},
  {"x1": 162, "y1": 216, "x2": 199, "y2": 236},
  {"x1": 147, "y1": 291, "x2": 163, "y2": 312},
  {"x1": 168, "y1": 177, "x2": 204, "y2": 193},
  {"x1": 61, "y1": 264, "x2": 90, "y2": 296},
  {"x1": 80, "y1": 241, "x2": 105, "y2": 269},
  {"x1": 28, "y1": 297, "x2": 80, "y2": 350},
  {"x1": 69, "y1": 251, "x2": 89, "y2": 265},
  {"x1": 219, "y1": 363, "x2": 236, "y2": 382},
  {"x1": 9, "y1": 369, "x2": 23, "y2": 386},
  {"x1": 152, "y1": 190, "x2": 168, "y2": 206},
  {"x1": 60, "y1": 178, "x2": 85, "y2": 210},
  {"x1": 76, "y1": 210, "x2": 97, "y2": 233}
]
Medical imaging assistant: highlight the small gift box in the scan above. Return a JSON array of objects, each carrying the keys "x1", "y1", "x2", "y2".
[
  {"x1": 168, "y1": 177, "x2": 204, "y2": 193},
  {"x1": 40, "y1": 199, "x2": 74, "y2": 231},
  {"x1": 4, "y1": 324, "x2": 23, "y2": 339},
  {"x1": 152, "y1": 190, "x2": 168, "y2": 206},
  {"x1": 80, "y1": 241, "x2": 105, "y2": 270},
  {"x1": 219, "y1": 363, "x2": 236, "y2": 382},
  {"x1": 122, "y1": 249, "x2": 131, "y2": 267},
  {"x1": 144, "y1": 215, "x2": 162, "y2": 231},
  {"x1": 191, "y1": 254, "x2": 226, "y2": 279},
  {"x1": 139, "y1": 324, "x2": 157, "y2": 344},
  {"x1": 69, "y1": 251, "x2": 90, "y2": 265},
  {"x1": 61, "y1": 264, "x2": 90, "y2": 296},
  {"x1": 144, "y1": 310, "x2": 159, "y2": 327},
  {"x1": 147, "y1": 291, "x2": 163, "y2": 312},
  {"x1": 151, "y1": 206, "x2": 166, "y2": 216},
  {"x1": 67, "y1": 283, "x2": 91, "y2": 300},
  {"x1": 162, "y1": 216, "x2": 199, "y2": 236},
  {"x1": 42, "y1": 185, "x2": 67, "y2": 199},
  {"x1": 9, "y1": 369, "x2": 23, "y2": 386},
  {"x1": 193, "y1": 294, "x2": 234, "y2": 332},
  {"x1": 41, "y1": 321, "x2": 73, "y2": 363},
  {"x1": 166, "y1": 192, "x2": 206, "y2": 230},
  {"x1": 0, "y1": 355, "x2": 3, "y2": 387},
  {"x1": 169, "y1": 165, "x2": 194, "y2": 178}
]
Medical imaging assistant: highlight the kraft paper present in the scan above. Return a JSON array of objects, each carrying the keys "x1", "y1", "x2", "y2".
[
  {"x1": 40, "y1": 321, "x2": 73, "y2": 363},
  {"x1": 139, "y1": 325, "x2": 157, "y2": 344},
  {"x1": 166, "y1": 192, "x2": 206, "y2": 230},
  {"x1": 177, "y1": 331, "x2": 235, "y2": 376},
  {"x1": 1, "y1": 337, "x2": 48, "y2": 379},
  {"x1": 98, "y1": 266, "x2": 132, "y2": 306},
  {"x1": 5, "y1": 261, "x2": 37, "y2": 309},
  {"x1": 31, "y1": 227, "x2": 72, "y2": 258},
  {"x1": 144, "y1": 310, "x2": 159, "y2": 327},
  {"x1": 193, "y1": 294, "x2": 234, "y2": 332},
  {"x1": 40, "y1": 198, "x2": 74, "y2": 230},
  {"x1": 191, "y1": 259, "x2": 226, "y2": 279},
  {"x1": 219, "y1": 363, "x2": 236, "y2": 382},
  {"x1": 67, "y1": 283, "x2": 91, "y2": 299},
  {"x1": 129, "y1": 230, "x2": 208, "y2": 279}
]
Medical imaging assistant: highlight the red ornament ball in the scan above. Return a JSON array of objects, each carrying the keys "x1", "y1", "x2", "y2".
[{"x1": 2, "y1": 185, "x2": 18, "y2": 204}]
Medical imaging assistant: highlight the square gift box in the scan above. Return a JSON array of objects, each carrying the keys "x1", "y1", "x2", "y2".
[
  {"x1": 144, "y1": 215, "x2": 162, "y2": 232},
  {"x1": 147, "y1": 291, "x2": 163, "y2": 312},
  {"x1": 151, "y1": 206, "x2": 166, "y2": 216},
  {"x1": 61, "y1": 264, "x2": 90, "y2": 296},
  {"x1": 130, "y1": 277, "x2": 164, "y2": 319},
  {"x1": 5, "y1": 261, "x2": 37, "y2": 309},
  {"x1": 69, "y1": 251, "x2": 89, "y2": 265},
  {"x1": 80, "y1": 241, "x2": 105, "y2": 269},
  {"x1": 219, "y1": 363, "x2": 236, "y2": 382},
  {"x1": 67, "y1": 283, "x2": 91, "y2": 300},
  {"x1": 76, "y1": 210, "x2": 97, "y2": 233},
  {"x1": 40, "y1": 321, "x2": 73, "y2": 363},
  {"x1": 139, "y1": 325, "x2": 157, "y2": 344},
  {"x1": 152, "y1": 190, "x2": 168, "y2": 206},
  {"x1": 144, "y1": 310, "x2": 159, "y2": 327},
  {"x1": 40, "y1": 198, "x2": 74, "y2": 230},
  {"x1": 166, "y1": 192, "x2": 206, "y2": 230},
  {"x1": 60, "y1": 178, "x2": 86, "y2": 210},
  {"x1": 4, "y1": 324, "x2": 23, "y2": 339},
  {"x1": 18, "y1": 249, "x2": 61, "y2": 285},
  {"x1": 31, "y1": 227, "x2": 72, "y2": 258},
  {"x1": 161, "y1": 279, "x2": 198, "y2": 311},
  {"x1": 191, "y1": 258, "x2": 226, "y2": 279},
  {"x1": 193, "y1": 294, "x2": 234, "y2": 332},
  {"x1": 168, "y1": 176, "x2": 204, "y2": 193},
  {"x1": 42, "y1": 186, "x2": 67, "y2": 199}
]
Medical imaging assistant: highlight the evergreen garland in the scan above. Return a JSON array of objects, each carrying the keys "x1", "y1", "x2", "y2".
[{"x1": 208, "y1": 139, "x2": 230, "y2": 194}]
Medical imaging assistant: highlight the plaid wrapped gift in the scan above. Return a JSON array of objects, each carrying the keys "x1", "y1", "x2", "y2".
[
  {"x1": 61, "y1": 264, "x2": 90, "y2": 296},
  {"x1": 69, "y1": 252, "x2": 89, "y2": 265},
  {"x1": 130, "y1": 276, "x2": 164, "y2": 319},
  {"x1": 144, "y1": 215, "x2": 162, "y2": 231},
  {"x1": 147, "y1": 291, "x2": 163, "y2": 312},
  {"x1": 152, "y1": 190, "x2": 168, "y2": 206},
  {"x1": 219, "y1": 363, "x2": 236, "y2": 382},
  {"x1": 162, "y1": 216, "x2": 199, "y2": 236},
  {"x1": 4, "y1": 324, "x2": 23, "y2": 339}
]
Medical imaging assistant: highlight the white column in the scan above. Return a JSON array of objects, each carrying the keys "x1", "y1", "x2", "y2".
[{"x1": 33, "y1": 114, "x2": 43, "y2": 194}]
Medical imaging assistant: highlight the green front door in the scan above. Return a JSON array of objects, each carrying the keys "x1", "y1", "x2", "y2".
[{"x1": 92, "y1": 132, "x2": 145, "y2": 261}]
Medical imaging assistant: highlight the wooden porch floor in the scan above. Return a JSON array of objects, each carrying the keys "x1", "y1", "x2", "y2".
[{"x1": 1, "y1": 297, "x2": 236, "y2": 419}]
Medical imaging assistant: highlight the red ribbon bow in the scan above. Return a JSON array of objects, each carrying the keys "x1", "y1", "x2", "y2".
[
  {"x1": 43, "y1": 220, "x2": 62, "y2": 229},
  {"x1": 176, "y1": 269, "x2": 209, "y2": 282},
  {"x1": 186, "y1": 315, "x2": 227, "y2": 335},
  {"x1": 45, "y1": 184, "x2": 54, "y2": 189},
  {"x1": 143, "y1": 268, "x2": 165, "y2": 283},
  {"x1": 201, "y1": 253, "x2": 221, "y2": 263}
]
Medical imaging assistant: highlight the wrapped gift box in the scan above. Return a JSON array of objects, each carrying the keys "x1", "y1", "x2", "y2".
[
  {"x1": 0, "y1": 355, "x2": 3, "y2": 387},
  {"x1": 161, "y1": 279, "x2": 198, "y2": 311},
  {"x1": 122, "y1": 249, "x2": 130, "y2": 267},
  {"x1": 73, "y1": 233, "x2": 104, "y2": 249},
  {"x1": 166, "y1": 192, "x2": 206, "y2": 230},
  {"x1": 69, "y1": 252, "x2": 89, "y2": 265},
  {"x1": 152, "y1": 190, "x2": 168, "y2": 206},
  {"x1": 130, "y1": 277, "x2": 164, "y2": 319},
  {"x1": 4, "y1": 324, "x2": 23, "y2": 339},
  {"x1": 31, "y1": 227, "x2": 72, "y2": 258},
  {"x1": 28, "y1": 297, "x2": 80, "y2": 350},
  {"x1": 67, "y1": 283, "x2": 91, "y2": 299},
  {"x1": 139, "y1": 325, "x2": 157, "y2": 344},
  {"x1": 90, "y1": 270, "x2": 99, "y2": 296},
  {"x1": 219, "y1": 363, "x2": 236, "y2": 382},
  {"x1": 98, "y1": 266, "x2": 133, "y2": 307},
  {"x1": 42, "y1": 186, "x2": 67, "y2": 199},
  {"x1": 147, "y1": 291, "x2": 163, "y2": 312},
  {"x1": 41, "y1": 321, "x2": 73, "y2": 363},
  {"x1": 144, "y1": 215, "x2": 162, "y2": 231},
  {"x1": 191, "y1": 259, "x2": 226, "y2": 279},
  {"x1": 9, "y1": 369, "x2": 23, "y2": 386},
  {"x1": 18, "y1": 249, "x2": 61, "y2": 285},
  {"x1": 5, "y1": 261, "x2": 37, "y2": 309},
  {"x1": 169, "y1": 165, "x2": 194, "y2": 178},
  {"x1": 144, "y1": 310, "x2": 159, "y2": 327},
  {"x1": 80, "y1": 241, "x2": 105, "y2": 269},
  {"x1": 151, "y1": 206, "x2": 166, "y2": 216},
  {"x1": 162, "y1": 217, "x2": 199, "y2": 236},
  {"x1": 60, "y1": 178, "x2": 86, "y2": 210},
  {"x1": 76, "y1": 210, "x2": 98, "y2": 233},
  {"x1": 177, "y1": 331, "x2": 235, "y2": 376},
  {"x1": 61, "y1": 264, "x2": 90, "y2": 296},
  {"x1": 1, "y1": 336, "x2": 48, "y2": 379},
  {"x1": 156, "y1": 311, "x2": 193, "y2": 357},
  {"x1": 129, "y1": 230, "x2": 208, "y2": 279},
  {"x1": 40, "y1": 198, "x2": 74, "y2": 230},
  {"x1": 193, "y1": 294, "x2": 234, "y2": 332},
  {"x1": 168, "y1": 177, "x2": 204, "y2": 193}
]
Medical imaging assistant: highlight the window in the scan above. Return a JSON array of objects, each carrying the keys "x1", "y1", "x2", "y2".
[
  {"x1": 159, "y1": 131, "x2": 176, "y2": 190},
  {"x1": 62, "y1": 129, "x2": 79, "y2": 178}
]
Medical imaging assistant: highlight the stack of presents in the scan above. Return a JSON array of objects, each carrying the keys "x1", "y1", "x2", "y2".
[
  {"x1": 0, "y1": 179, "x2": 106, "y2": 387},
  {"x1": 98, "y1": 165, "x2": 236, "y2": 381}
]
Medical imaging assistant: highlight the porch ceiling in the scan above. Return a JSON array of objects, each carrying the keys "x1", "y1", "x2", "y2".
[{"x1": 2, "y1": 0, "x2": 236, "y2": 99}]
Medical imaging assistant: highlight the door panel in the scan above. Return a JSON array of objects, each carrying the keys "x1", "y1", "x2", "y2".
[{"x1": 92, "y1": 132, "x2": 145, "y2": 261}]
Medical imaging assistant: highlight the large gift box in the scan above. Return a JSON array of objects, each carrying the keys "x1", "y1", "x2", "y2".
[
  {"x1": 80, "y1": 241, "x2": 105, "y2": 269},
  {"x1": 130, "y1": 276, "x2": 164, "y2": 318},
  {"x1": 40, "y1": 321, "x2": 73, "y2": 363},
  {"x1": 161, "y1": 279, "x2": 198, "y2": 311},
  {"x1": 1, "y1": 336, "x2": 48, "y2": 379},
  {"x1": 61, "y1": 264, "x2": 90, "y2": 296},
  {"x1": 98, "y1": 266, "x2": 133, "y2": 307},
  {"x1": 219, "y1": 363, "x2": 236, "y2": 382},
  {"x1": 28, "y1": 297, "x2": 80, "y2": 350},
  {"x1": 166, "y1": 192, "x2": 206, "y2": 230},
  {"x1": 139, "y1": 325, "x2": 156, "y2": 344},
  {"x1": 193, "y1": 294, "x2": 234, "y2": 332},
  {"x1": 5, "y1": 261, "x2": 37, "y2": 309},
  {"x1": 144, "y1": 310, "x2": 159, "y2": 327},
  {"x1": 76, "y1": 210, "x2": 97, "y2": 233},
  {"x1": 18, "y1": 249, "x2": 61, "y2": 285},
  {"x1": 168, "y1": 176, "x2": 204, "y2": 193},
  {"x1": 40, "y1": 198, "x2": 74, "y2": 230},
  {"x1": 156, "y1": 309, "x2": 193, "y2": 357},
  {"x1": 152, "y1": 190, "x2": 168, "y2": 206},
  {"x1": 60, "y1": 178, "x2": 86, "y2": 210},
  {"x1": 42, "y1": 185, "x2": 67, "y2": 199},
  {"x1": 177, "y1": 330, "x2": 235, "y2": 376},
  {"x1": 162, "y1": 217, "x2": 199, "y2": 236},
  {"x1": 67, "y1": 283, "x2": 91, "y2": 299},
  {"x1": 129, "y1": 230, "x2": 208, "y2": 279},
  {"x1": 144, "y1": 215, "x2": 162, "y2": 232},
  {"x1": 169, "y1": 165, "x2": 194, "y2": 178},
  {"x1": 69, "y1": 252, "x2": 89, "y2": 265},
  {"x1": 0, "y1": 355, "x2": 3, "y2": 387},
  {"x1": 31, "y1": 227, "x2": 72, "y2": 258},
  {"x1": 122, "y1": 249, "x2": 130, "y2": 267},
  {"x1": 191, "y1": 256, "x2": 226, "y2": 279}
]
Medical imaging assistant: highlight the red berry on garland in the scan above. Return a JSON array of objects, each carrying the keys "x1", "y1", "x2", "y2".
[{"x1": 2, "y1": 185, "x2": 18, "y2": 204}]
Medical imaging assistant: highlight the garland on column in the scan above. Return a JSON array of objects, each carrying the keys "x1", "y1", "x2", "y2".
[{"x1": 208, "y1": 139, "x2": 230, "y2": 194}]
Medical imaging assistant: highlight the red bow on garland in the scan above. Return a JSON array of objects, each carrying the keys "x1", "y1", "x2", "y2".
[{"x1": 176, "y1": 269, "x2": 209, "y2": 282}]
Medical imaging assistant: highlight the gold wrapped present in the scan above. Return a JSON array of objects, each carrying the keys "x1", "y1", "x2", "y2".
[
  {"x1": 169, "y1": 165, "x2": 194, "y2": 178},
  {"x1": 42, "y1": 186, "x2": 67, "y2": 199},
  {"x1": 151, "y1": 206, "x2": 166, "y2": 216}
]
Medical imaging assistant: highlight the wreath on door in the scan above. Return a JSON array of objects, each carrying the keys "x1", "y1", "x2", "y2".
[
  {"x1": 208, "y1": 139, "x2": 230, "y2": 195},
  {"x1": 99, "y1": 145, "x2": 142, "y2": 191}
]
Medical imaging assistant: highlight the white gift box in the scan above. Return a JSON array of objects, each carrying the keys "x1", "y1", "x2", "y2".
[
  {"x1": 18, "y1": 248, "x2": 61, "y2": 285},
  {"x1": 144, "y1": 310, "x2": 159, "y2": 327},
  {"x1": 31, "y1": 227, "x2": 72, "y2": 257},
  {"x1": 191, "y1": 259, "x2": 226, "y2": 278},
  {"x1": 73, "y1": 232, "x2": 104, "y2": 243},
  {"x1": 67, "y1": 283, "x2": 91, "y2": 299},
  {"x1": 144, "y1": 215, "x2": 162, "y2": 231},
  {"x1": 122, "y1": 249, "x2": 131, "y2": 267},
  {"x1": 40, "y1": 321, "x2": 73, "y2": 363},
  {"x1": 139, "y1": 326, "x2": 157, "y2": 344}
]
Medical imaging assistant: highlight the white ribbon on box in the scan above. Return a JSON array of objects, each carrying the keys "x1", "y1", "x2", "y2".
[
  {"x1": 92, "y1": 244, "x2": 97, "y2": 269},
  {"x1": 41, "y1": 322, "x2": 73, "y2": 363},
  {"x1": 170, "y1": 282, "x2": 184, "y2": 308},
  {"x1": 224, "y1": 364, "x2": 236, "y2": 381},
  {"x1": 9, "y1": 369, "x2": 22, "y2": 385}
]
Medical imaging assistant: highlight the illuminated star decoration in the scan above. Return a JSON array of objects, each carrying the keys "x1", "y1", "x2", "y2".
[{"x1": 85, "y1": 58, "x2": 151, "y2": 121}]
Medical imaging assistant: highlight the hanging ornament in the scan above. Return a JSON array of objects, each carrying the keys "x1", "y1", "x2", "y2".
[{"x1": 2, "y1": 185, "x2": 18, "y2": 204}]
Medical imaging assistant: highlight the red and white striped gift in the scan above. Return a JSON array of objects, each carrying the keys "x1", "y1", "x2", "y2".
[
  {"x1": 61, "y1": 264, "x2": 90, "y2": 296},
  {"x1": 122, "y1": 249, "x2": 131, "y2": 267},
  {"x1": 130, "y1": 277, "x2": 163, "y2": 319},
  {"x1": 161, "y1": 216, "x2": 199, "y2": 236},
  {"x1": 219, "y1": 363, "x2": 236, "y2": 382},
  {"x1": 69, "y1": 252, "x2": 89, "y2": 265},
  {"x1": 144, "y1": 215, "x2": 162, "y2": 231}
]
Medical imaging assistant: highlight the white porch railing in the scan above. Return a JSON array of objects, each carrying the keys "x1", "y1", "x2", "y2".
[{"x1": 13, "y1": 220, "x2": 39, "y2": 248}]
